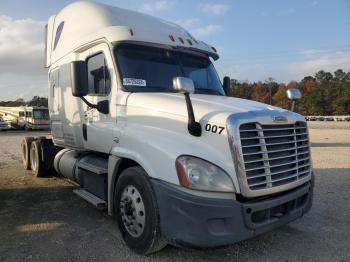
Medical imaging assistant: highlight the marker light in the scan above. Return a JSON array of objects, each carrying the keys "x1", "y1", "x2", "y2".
[
  {"x1": 178, "y1": 37, "x2": 184, "y2": 44},
  {"x1": 187, "y1": 39, "x2": 193, "y2": 46},
  {"x1": 169, "y1": 35, "x2": 175, "y2": 42}
]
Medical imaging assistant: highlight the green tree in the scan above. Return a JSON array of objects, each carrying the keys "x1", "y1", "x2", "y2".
[
  {"x1": 28, "y1": 96, "x2": 48, "y2": 107},
  {"x1": 272, "y1": 84, "x2": 290, "y2": 109}
]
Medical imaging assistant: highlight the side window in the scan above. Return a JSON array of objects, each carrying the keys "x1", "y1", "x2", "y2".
[
  {"x1": 50, "y1": 69, "x2": 59, "y2": 97},
  {"x1": 87, "y1": 53, "x2": 111, "y2": 96},
  {"x1": 19, "y1": 112, "x2": 24, "y2": 117},
  {"x1": 59, "y1": 64, "x2": 70, "y2": 88},
  {"x1": 54, "y1": 22, "x2": 64, "y2": 50},
  {"x1": 49, "y1": 69, "x2": 60, "y2": 112}
]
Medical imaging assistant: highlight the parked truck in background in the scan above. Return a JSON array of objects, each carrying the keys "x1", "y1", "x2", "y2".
[
  {"x1": 21, "y1": 1, "x2": 314, "y2": 254},
  {"x1": 0, "y1": 106, "x2": 50, "y2": 130}
]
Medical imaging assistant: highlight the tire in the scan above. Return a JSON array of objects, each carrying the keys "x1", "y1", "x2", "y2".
[
  {"x1": 114, "y1": 166, "x2": 166, "y2": 254},
  {"x1": 21, "y1": 137, "x2": 34, "y2": 170},
  {"x1": 30, "y1": 140, "x2": 46, "y2": 177}
]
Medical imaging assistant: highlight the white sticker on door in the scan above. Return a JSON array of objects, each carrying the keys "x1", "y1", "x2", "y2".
[{"x1": 123, "y1": 78, "x2": 146, "y2": 86}]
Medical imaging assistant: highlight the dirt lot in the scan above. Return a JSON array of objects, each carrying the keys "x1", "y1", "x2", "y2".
[{"x1": 0, "y1": 122, "x2": 350, "y2": 262}]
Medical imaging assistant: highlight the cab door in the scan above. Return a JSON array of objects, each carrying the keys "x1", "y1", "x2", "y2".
[
  {"x1": 79, "y1": 43, "x2": 116, "y2": 153},
  {"x1": 49, "y1": 68, "x2": 65, "y2": 140}
]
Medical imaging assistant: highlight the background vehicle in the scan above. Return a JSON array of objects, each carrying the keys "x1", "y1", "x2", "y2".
[
  {"x1": 21, "y1": 1, "x2": 314, "y2": 255},
  {"x1": 309, "y1": 116, "x2": 317, "y2": 121},
  {"x1": 0, "y1": 106, "x2": 50, "y2": 130},
  {"x1": 324, "y1": 116, "x2": 334, "y2": 121},
  {"x1": 0, "y1": 116, "x2": 10, "y2": 131}
]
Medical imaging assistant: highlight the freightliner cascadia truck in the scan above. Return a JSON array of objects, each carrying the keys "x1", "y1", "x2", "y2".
[{"x1": 21, "y1": 1, "x2": 314, "y2": 254}]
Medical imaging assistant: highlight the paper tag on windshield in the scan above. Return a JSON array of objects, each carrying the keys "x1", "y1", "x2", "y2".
[{"x1": 123, "y1": 78, "x2": 146, "y2": 87}]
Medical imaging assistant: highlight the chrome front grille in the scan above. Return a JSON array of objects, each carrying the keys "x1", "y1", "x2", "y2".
[{"x1": 239, "y1": 121, "x2": 311, "y2": 191}]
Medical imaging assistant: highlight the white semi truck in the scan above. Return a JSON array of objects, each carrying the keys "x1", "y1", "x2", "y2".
[
  {"x1": 21, "y1": 1, "x2": 314, "y2": 254},
  {"x1": 0, "y1": 106, "x2": 50, "y2": 130}
]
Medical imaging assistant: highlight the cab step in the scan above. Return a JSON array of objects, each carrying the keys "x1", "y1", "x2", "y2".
[{"x1": 73, "y1": 188, "x2": 106, "y2": 210}]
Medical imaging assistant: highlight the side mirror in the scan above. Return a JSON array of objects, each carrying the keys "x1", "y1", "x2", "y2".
[
  {"x1": 223, "y1": 76, "x2": 230, "y2": 96},
  {"x1": 71, "y1": 61, "x2": 109, "y2": 115},
  {"x1": 173, "y1": 77, "x2": 195, "y2": 94},
  {"x1": 172, "y1": 77, "x2": 201, "y2": 137},
  {"x1": 71, "y1": 61, "x2": 88, "y2": 97},
  {"x1": 286, "y1": 88, "x2": 301, "y2": 112},
  {"x1": 286, "y1": 88, "x2": 301, "y2": 101},
  {"x1": 96, "y1": 100, "x2": 109, "y2": 114}
]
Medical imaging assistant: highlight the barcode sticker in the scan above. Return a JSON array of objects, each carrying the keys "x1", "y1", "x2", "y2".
[{"x1": 123, "y1": 78, "x2": 146, "y2": 86}]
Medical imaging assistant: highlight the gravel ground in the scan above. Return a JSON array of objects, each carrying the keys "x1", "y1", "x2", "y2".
[{"x1": 0, "y1": 123, "x2": 349, "y2": 262}]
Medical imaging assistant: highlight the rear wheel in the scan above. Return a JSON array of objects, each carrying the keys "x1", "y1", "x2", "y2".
[
  {"x1": 21, "y1": 137, "x2": 34, "y2": 170},
  {"x1": 115, "y1": 166, "x2": 166, "y2": 254},
  {"x1": 30, "y1": 140, "x2": 46, "y2": 177}
]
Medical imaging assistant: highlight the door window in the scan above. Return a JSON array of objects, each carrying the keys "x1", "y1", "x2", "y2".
[
  {"x1": 86, "y1": 53, "x2": 111, "y2": 96},
  {"x1": 49, "y1": 69, "x2": 60, "y2": 112}
]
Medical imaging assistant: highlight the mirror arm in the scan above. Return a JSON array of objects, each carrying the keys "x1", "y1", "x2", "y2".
[
  {"x1": 291, "y1": 100, "x2": 296, "y2": 112},
  {"x1": 184, "y1": 93, "x2": 201, "y2": 137},
  {"x1": 80, "y1": 97, "x2": 109, "y2": 114},
  {"x1": 80, "y1": 96, "x2": 98, "y2": 109}
]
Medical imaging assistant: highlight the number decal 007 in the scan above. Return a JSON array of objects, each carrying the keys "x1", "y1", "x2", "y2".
[
  {"x1": 205, "y1": 124, "x2": 211, "y2": 131},
  {"x1": 205, "y1": 123, "x2": 225, "y2": 134}
]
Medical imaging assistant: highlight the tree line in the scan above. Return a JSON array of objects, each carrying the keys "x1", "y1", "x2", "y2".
[
  {"x1": 0, "y1": 69, "x2": 349, "y2": 115},
  {"x1": 0, "y1": 96, "x2": 48, "y2": 107},
  {"x1": 227, "y1": 69, "x2": 350, "y2": 115}
]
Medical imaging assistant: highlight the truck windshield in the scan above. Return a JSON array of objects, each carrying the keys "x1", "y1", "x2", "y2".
[
  {"x1": 114, "y1": 44, "x2": 224, "y2": 95},
  {"x1": 33, "y1": 109, "x2": 50, "y2": 120}
]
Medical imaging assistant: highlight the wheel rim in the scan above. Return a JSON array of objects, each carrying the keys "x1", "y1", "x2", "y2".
[
  {"x1": 30, "y1": 146, "x2": 37, "y2": 171},
  {"x1": 119, "y1": 185, "x2": 146, "y2": 237}
]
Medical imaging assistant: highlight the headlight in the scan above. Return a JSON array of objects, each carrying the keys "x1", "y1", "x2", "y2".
[{"x1": 176, "y1": 156, "x2": 235, "y2": 192}]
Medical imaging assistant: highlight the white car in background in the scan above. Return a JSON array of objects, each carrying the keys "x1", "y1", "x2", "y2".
[{"x1": 0, "y1": 117, "x2": 9, "y2": 131}]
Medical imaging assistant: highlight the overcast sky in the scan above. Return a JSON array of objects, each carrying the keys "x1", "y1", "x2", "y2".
[{"x1": 0, "y1": 0, "x2": 349, "y2": 100}]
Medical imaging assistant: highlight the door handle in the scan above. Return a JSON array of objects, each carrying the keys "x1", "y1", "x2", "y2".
[{"x1": 83, "y1": 124, "x2": 87, "y2": 141}]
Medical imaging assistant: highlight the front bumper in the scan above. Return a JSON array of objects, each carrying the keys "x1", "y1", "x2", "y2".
[{"x1": 151, "y1": 176, "x2": 313, "y2": 248}]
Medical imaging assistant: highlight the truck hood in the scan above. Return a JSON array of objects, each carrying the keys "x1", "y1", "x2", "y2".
[{"x1": 127, "y1": 93, "x2": 287, "y2": 124}]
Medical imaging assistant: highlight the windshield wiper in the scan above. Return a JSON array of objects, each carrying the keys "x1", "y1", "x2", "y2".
[{"x1": 194, "y1": 88, "x2": 223, "y2": 95}]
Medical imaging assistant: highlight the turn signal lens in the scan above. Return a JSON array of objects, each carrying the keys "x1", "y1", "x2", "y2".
[{"x1": 176, "y1": 160, "x2": 190, "y2": 188}]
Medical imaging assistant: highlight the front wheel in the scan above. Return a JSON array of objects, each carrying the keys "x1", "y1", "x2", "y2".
[{"x1": 115, "y1": 166, "x2": 166, "y2": 254}]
